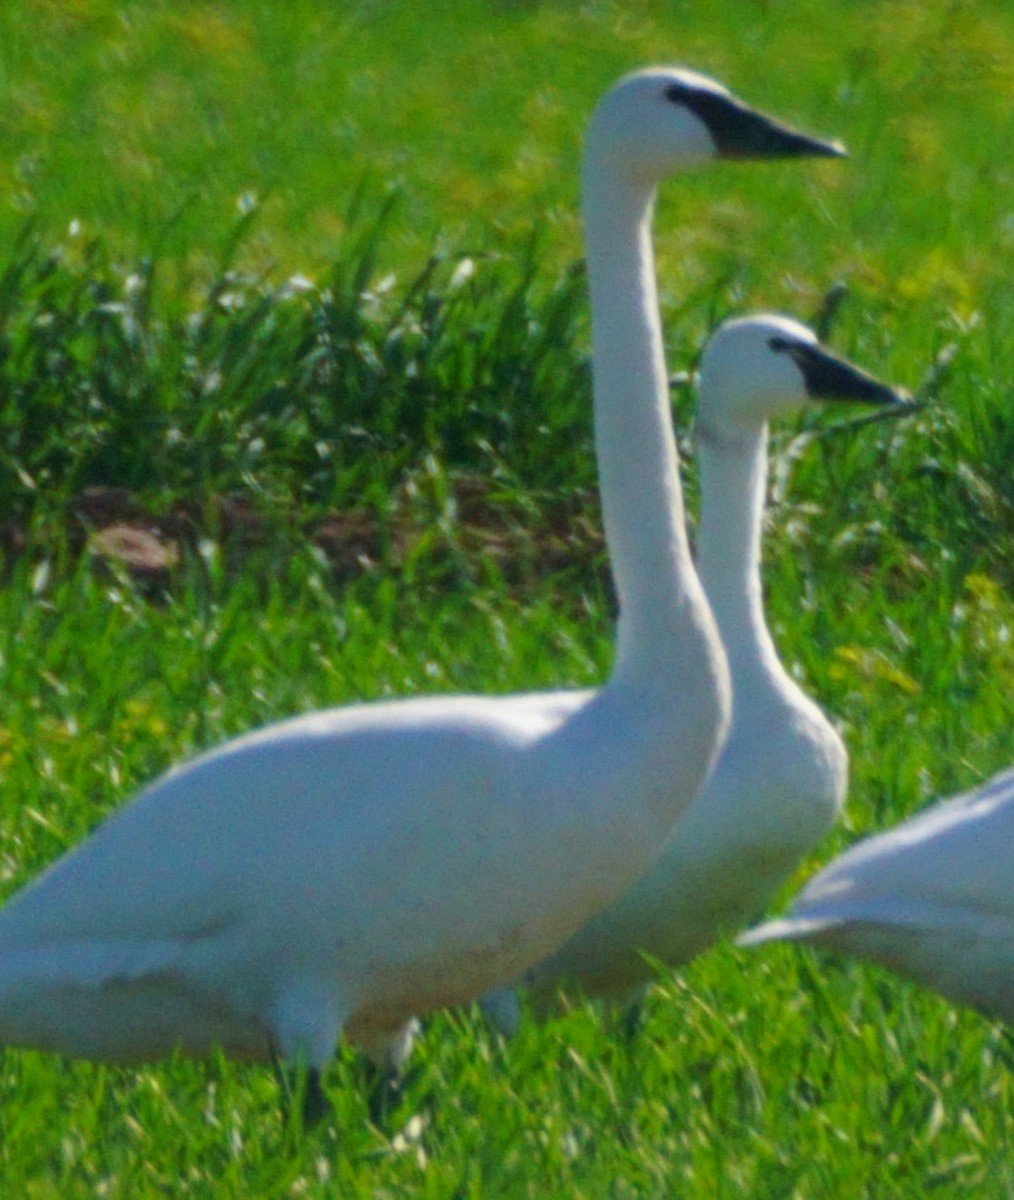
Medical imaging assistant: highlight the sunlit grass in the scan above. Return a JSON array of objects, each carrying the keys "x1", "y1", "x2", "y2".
[
  {"x1": 2, "y1": 0, "x2": 1012, "y2": 282},
  {"x1": 3, "y1": 551, "x2": 1014, "y2": 1196}
]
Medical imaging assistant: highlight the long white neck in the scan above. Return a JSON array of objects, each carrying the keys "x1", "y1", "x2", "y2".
[
  {"x1": 695, "y1": 417, "x2": 785, "y2": 689},
  {"x1": 581, "y1": 162, "x2": 721, "y2": 688}
]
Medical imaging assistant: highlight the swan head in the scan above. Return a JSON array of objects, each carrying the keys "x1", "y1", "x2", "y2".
[
  {"x1": 585, "y1": 68, "x2": 846, "y2": 185},
  {"x1": 697, "y1": 314, "x2": 907, "y2": 432}
]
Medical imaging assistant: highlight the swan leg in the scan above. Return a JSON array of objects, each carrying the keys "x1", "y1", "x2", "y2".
[
  {"x1": 362, "y1": 1059, "x2": 402, "y2": 1126},
  {"x1": 360, "y1": 1019, "x2": 421, "y2": 1127},
  {"x1": 618, "y1": 995, "x2": 647, "y2": 1042},
  {"x1": 301, "y1": 1066, "x2": 330, "y2": 1127},
  {"x1": 270, "y1": 1046, "x2": 332, "y2": 1128},
  {"x1": 270, "y1": 978, "x2": 345, "y2": 1128},
  {"x1": 478, "y1": 986, "x2": 522, "y2": 1039}
]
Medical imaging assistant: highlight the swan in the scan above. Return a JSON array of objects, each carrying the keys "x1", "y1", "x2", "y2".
[
  {"x1": 739, "y1": 766, "x2": 1014, "y2": 1022},
  {"x1": 480, "y1": 314, "x2": 905, "y2": 1033},
  {"x1": 0, "y1": 69, "x2": 844, "y2": 1121}
]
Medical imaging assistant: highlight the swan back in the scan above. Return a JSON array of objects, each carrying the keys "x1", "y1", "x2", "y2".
[
  {"x1": 739, "y1": 769, "x2": 1014, "y2": 1022},
  {"x1": 753, "y1": 767, "x2": 1014, "y2": 929}
]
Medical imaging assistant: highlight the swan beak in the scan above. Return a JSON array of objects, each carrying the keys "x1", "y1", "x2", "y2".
[
  {"x1": 702, "y1": 96, "x2": 847, "y2": 161},
  {"x1": 788, "y1": 342, "x2": 910, "y2": 407}
]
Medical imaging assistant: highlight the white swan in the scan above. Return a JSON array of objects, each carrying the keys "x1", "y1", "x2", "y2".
[
  {"x1": 481, "y1": 314, "x2": 904, "y2": 1032},
  {"x1": 739, "y1": 766, "x2": 1014, "y2": 1021},
  {"x1": 0, "y1": 69, "x2": 843, "y2": 1120}
]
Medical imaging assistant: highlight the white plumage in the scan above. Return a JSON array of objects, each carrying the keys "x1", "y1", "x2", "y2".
[
  {"x1": 481, "y1": 315, "x2": 904, "y2": 1030},
  {"x1": 740, "y1": 765, "x2": 1014, "y2": 1022},
  {"x1": 0, "y1": 69, "x2": 844, "y2": 1114}
]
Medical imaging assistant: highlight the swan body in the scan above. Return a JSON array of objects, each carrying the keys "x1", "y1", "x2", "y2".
[
  {"x1": 481, "y1": 315, "x2": 904, "y2": 1029},
  {"x1": 739, "y1": 766, "x2": 1014, "y2": 1022},
  {"x1": 0, "y1": 69, "x2": 845, "y2": 1107}
]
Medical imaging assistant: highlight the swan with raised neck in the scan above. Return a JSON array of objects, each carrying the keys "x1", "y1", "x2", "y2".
[{"x1": 0, "y1": 73, "x2": 844, "y2": 1121}]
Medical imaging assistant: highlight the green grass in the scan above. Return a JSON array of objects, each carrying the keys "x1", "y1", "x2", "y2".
[
  {"x1": 2, "y1": 0, "x2": 1014, "y2": 1194},
  {"x1": 3, "y1": 558, "x2": 1014, "y2": 1198}
]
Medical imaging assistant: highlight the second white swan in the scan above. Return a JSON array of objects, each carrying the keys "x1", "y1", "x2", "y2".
[{"x1": 481, "y1": 314, "x2": 905, "y2": 1031}]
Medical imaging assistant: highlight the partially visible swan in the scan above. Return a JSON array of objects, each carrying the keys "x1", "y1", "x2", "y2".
[
  {"x1": 481, "y1": 315, "x2": 905, "y2": 1032},
  {"x1": 739, "y1": 767, "x2": 1014, "y2": 1021},
  {"x1": 0, "y1": 69, "x2": 843, "y2": 1121}
]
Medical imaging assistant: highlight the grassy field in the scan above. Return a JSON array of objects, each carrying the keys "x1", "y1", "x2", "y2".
[{"x1": 2, "y1": 0, "x2": 1014, "y2": 1195}]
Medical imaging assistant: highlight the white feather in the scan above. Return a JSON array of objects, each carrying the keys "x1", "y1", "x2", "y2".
[{"x1": 740, "y1": 766, "x2": 1014, "y2": 1022}]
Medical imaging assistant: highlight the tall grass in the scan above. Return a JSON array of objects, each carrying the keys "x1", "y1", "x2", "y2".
[{"x1": 1, "y1": 0, "x2": 1014, "y2": 1195}]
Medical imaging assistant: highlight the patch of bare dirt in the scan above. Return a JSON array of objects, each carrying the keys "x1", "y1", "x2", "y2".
[{"x1": 12, "y1": 477, "x2": 606, "y2": 597}]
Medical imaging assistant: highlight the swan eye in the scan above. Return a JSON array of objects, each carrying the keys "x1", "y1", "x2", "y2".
[{"x1": 664, "y1": 82, "x2": 691, "y2": 104}]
